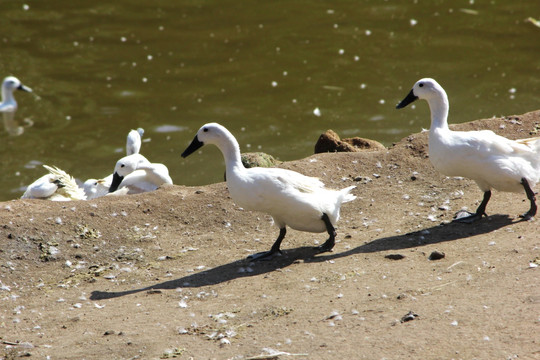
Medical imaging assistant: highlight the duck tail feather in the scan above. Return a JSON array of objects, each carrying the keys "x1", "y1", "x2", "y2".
[{"x1": 340, "y1": 185, "x2": 357, "y2": 203}]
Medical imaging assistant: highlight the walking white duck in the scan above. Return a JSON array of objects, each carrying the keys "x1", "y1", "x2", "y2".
[
  {"x1": 22, "y1": 165, "x2": 86, "y2": 201},
  {"x1": 108, "y1": 153, "x2": 173, "y2": 194},
  {"x1": 396, "y1": 78, "x2": 540, "y2": 222},
  {"x1": 0, "y1": 76, "x2": 32, "y2": 113},
  {"x1": 181, "y1": 122, "x2": 356, "y2": 260}
]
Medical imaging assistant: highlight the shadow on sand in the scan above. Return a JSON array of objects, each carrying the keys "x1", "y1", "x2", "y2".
[{"x1": 90, "y1": 214, "x2": 514, "y2": 301}]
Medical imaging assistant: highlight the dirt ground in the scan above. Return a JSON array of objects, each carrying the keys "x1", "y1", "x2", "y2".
[{"x1": 1, "y1": 111, "x2": 540, "y2": 360}]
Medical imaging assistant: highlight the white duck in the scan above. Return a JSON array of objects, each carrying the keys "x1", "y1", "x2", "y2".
[
  {"x1": 108, "y1": 153, "x2": 173, "y2": 194},
  {"x1": 83, "y1": 128, "x2": 146, "y2": 199},
  {"x1": 396, "y1": 78, "x2": 540, "y2": 222},
  {"x1": 22, "y1": 165, "x2": 86, "y2": 201},
  {"x1": 181, "y1": 123, "x2": 356, "y2": 260},
  {"x1": 0, "y1": 76, "x2": 32, "y2": 113},
  {"x1": 83, "y1": 176, "x2": 112, "y2": 199}
]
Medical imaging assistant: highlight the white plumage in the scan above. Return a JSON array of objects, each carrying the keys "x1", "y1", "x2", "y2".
[
  {"x1": 126, "y1": 128, "x2": 144, "y2": 156},
  {"x1": 0, "y1": 76, "x2": 32, "y2": 113},
  {"x1": 181, "y1": 122, "x2": 356, "y2": 260},
  {"x1": 83, "y1": 128, "x2": 167, "y2": 199},
  {"x1": 83, "y1": 176, "x2": 112, "y2": 200},
  {"x1": 397, "y1": 78, "x2": 539, "y2": 222},
  {"x1": 108, "y1": 153, "x2": 173, "y2": 194},
  {"x1": 22, "y1": 165, "x2": 86, "y2": 201}
]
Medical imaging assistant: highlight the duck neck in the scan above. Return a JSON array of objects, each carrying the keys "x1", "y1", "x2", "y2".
[
  {"x1": 1, "y1": 87, "x2": 14, "y2": 106},
  {"x1": 220, "y1": 134, "x2": 244, "y2": 177},
  {"x1": 427, "y1": 91, "x2": 450, "y2": 131}
]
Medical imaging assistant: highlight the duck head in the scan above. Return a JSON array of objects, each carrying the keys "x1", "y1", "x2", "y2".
[
  {"x1": 2, "y1": 76, "x2": 32, "y2": 94},
  {"x1": 181, "y1": 122, "x2": 229, "y2": 158},
  {"x1": 83, "y1": 178, "x2": 109, "y2": 198},
  {"x1": 109, "y1": 153, "x2": 149, "y2": 192},
  {"x1": 396, "y1": 78, "x2": 441, "y2": 109}
]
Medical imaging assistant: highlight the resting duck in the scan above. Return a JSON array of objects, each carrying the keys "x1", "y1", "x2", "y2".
[
  {"x1": 108, "y1": 153, "x2": 173, "y2": 194},
  {"x1": 22, "y1": 165, "x2": 86, "y2": 201}
]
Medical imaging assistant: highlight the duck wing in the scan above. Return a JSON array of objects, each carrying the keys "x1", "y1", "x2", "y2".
[
  {"x1": 43, "y1": 165, "x2": 86, "y2": 200},
  {"x1": 229, "y1": 167, "x2": 324, "y2": 211},
  {"x1": 454, "y1": 130, "x2": 536, "y2": 157},
  {"x1": 264, "y1": 167, "x2": 325, "y2": 193},
  {"x1": 21, "y1": 174, "x2": 58, "y2": 199},
  {"x1": 118, "y1": 170, "x2": 158, "y2": 193}
]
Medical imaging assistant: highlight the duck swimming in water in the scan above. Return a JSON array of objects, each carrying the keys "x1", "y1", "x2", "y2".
[{"x1": 0, "y1": 76, "x2": 32, "y2": 113}]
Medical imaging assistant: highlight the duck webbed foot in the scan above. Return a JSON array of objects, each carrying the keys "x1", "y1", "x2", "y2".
[
  {"x1": 247, "y1": 227, "x2": 286, "y2": 261},
  {"x1": 247, "y1": 249, "x2": 283, "y2": 261},
  {"x1": 453, "y1": 190, "x2": 491, "y2": 224},
  {"x1": 453, "y1": 210, "x2": 486, "y2": 223}
]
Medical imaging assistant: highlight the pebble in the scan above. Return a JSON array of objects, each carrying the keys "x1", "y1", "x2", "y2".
[
  {"x1": 428, "y1": 251, "x2": 445, "y2": 260},
  {"x1": 400, "y1": 311, "x2": 419, "y2": 323}
]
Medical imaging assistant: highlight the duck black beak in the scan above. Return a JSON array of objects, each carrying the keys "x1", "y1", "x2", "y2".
[
  {"x1": 109, "y1": 172, "x2": 124, "y2": 193},
  {"x1": 396, "y1": 89, "x2": 418, "y2": 109},
  {"x1": 181, "y1": 135, "x2": 204, "y2": 158},
  {"x1": 17, "y1": 84, "x2": 32, "y2": 93}
]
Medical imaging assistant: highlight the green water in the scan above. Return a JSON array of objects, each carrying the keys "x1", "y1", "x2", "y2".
[{"x1": 1, "y1": 0, "x2": 539, "y2": 200}]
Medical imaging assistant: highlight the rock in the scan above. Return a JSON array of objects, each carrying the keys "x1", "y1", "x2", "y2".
[
  {"x1": 241, "y1": 152, "x2": 282, "y2": 168},
  {"x1": 428, "y1": 251, "x2": 446, "y2": 260},
  {"x1": 225, "y1": 152, "x2": 282, "y2": 181},
  {"x1": 314, "y1": 129, "x2": 386, "y2": 154},
  {"x1": 400, "y1": 311, "x2": 419, "y2": 323}
]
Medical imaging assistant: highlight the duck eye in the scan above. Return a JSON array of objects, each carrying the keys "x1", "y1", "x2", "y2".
[
  {"x1": 419, "y1": 83, "x2": 424, "y2": 87},
  {"x1": 120, "y1": 164, "x2": 125, "y2": 168},
  {"x1": 203, "y1": 128, "x2": 208, "y2": 132}
]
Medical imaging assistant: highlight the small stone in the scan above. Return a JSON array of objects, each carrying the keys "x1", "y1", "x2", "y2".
[
  {"x1": 400, "y1": 311, "x2": 419, "y2": 323},
  {"x1": 428, "y1": 251, "x2": 445, "y2": 260},
  {"x1": 104, "y1": 330, "x2": 115, "y2": 336}
]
